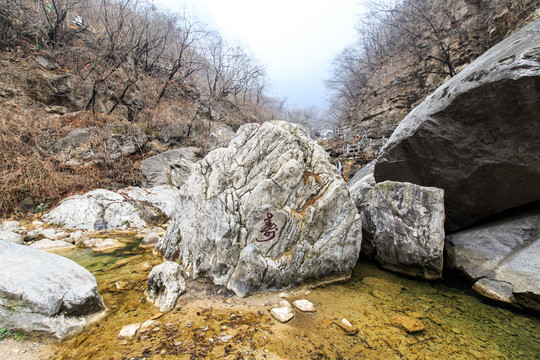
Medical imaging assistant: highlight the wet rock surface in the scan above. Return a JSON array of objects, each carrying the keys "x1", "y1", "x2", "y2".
[
  {"x1": 0, "y1": 241, "x2": 106, "y2": 338},
  {"x1": 157, "y1": 121, "x2": 362, "y2": 297},
  {"x1": 374, "y1": 18, "x2": 540, "y2": 232},
  {"x1": 391, "y1": 314, "x2": 425, "y2": 333}
]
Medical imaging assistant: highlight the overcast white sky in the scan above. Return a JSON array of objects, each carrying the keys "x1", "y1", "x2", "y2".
[{"x1": 154, "y1": 0, "x2": 365, "y2": 109}]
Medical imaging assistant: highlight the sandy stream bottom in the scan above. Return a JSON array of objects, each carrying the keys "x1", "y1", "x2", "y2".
[{"x1": 1, "y1": 233, "x2": 539, "y2": 360}]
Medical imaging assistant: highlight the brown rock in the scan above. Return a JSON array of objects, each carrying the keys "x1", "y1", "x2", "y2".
[{"x1": 391, "y1": 314, "x2": 425, "y2": 333}]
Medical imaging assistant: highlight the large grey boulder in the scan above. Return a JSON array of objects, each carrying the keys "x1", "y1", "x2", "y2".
[
  {"x1": 43, "y1": 186, "x2": 181, "y2": 230},
  {"x1": 146, "y1": 261, "x2": 186, "y2": 312},
  {"x1": 446, "y1": 208, "x2": 540, "y2": 311},
  {"x1": 208, "y1": 122, "x2": 236, "y2": 150},
  {"x1": 0, "y1": 241, "x2": 106, "y2": 338},
  {"x1": 156, "y1": 121, "x2": 362, "y2": 297},
  {"x1": 361, "y1": 181, "x2": 445, "y2": 279},
  {"x1": 374, "y1": 19, "x2": 540, "y2": 232},
  {"x1": 140, "y1": 147, "x2": 200, "y2": 188}
]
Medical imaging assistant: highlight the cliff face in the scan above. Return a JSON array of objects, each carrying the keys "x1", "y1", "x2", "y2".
[{"x1": 342, "y1": 0, "x2": 539, "y2": 146}]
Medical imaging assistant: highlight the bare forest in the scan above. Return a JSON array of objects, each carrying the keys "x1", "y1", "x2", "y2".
[
  {"x1": 0, "y1": 0, "x2": 298, "y2": 217},
  {"x1": 326, "y1": 0, "x2": 540, "y2": 129}
]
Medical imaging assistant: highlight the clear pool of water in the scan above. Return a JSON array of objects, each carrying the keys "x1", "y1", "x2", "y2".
[{"x1": 51, "y1": 233, "x2": 540, "y2": 360}]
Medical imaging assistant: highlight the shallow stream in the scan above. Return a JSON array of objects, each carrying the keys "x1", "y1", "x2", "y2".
[{"x1": 50, "y1": 233, "x2": 540, "y2": 359}]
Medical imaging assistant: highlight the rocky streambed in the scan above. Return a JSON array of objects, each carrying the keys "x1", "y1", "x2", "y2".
[{"x1": 3, "y1": 234, "x2": 536, "y2": 360}]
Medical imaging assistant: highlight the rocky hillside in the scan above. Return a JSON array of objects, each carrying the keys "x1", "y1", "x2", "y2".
[
  {"x1": 326, "y1": 0, "x2": 539, "y2": 164},
  {"x1": 0, "y1": 0, "x2": 283, "y2": 217}
]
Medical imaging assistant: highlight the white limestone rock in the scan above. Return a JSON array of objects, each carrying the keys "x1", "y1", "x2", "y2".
[
  {"x1": 0, "y1": 241, "x2": 106, "y2": 338},
  {"x1": 0, "y1": 230, "x2": 23, "y2": 244},
  {"x1": 270, "y1": 306, "x2": 295, "y2": 323},
  {"x1": 147, "y1": 261, "x2": 186, "y2": 312},
  {"x1": 140, "y1": 233, "x2": 160, "y2": 248},
  {"x1": 118, "y1": 323, "x2": 141, "y2": 340},
  {"x1": 0, "y1": 221, "x2": 19, "y2": 232},
  {"x1": 43, "y1": 185, "x2": 182, "y2": 230},
  {"x1": 83, "y1": 238, "x2": 124, "y2": 250},
  {"x1": 157, "y1": 121, "x2": 362, "y2": 297},
  {"x1": 29, "y1": 239, "x2": 76, "y2": 251},
  {"x1": 293, "y1": 299, "x2": 315, "y2": 312}
]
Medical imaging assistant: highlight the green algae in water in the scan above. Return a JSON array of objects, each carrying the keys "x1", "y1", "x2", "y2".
[{"x1": 54, "y1": 238, "x2": 540, "y2": 360}]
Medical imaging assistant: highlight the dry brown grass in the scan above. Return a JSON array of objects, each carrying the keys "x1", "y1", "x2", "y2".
[{"x1": 0, "y1": 106, "x2": 140, "y2": 218}]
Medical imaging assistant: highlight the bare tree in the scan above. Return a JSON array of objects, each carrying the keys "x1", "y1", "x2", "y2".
[
  {"x1": 326, "y1": 45, "x2": 367, "y2": 107},
  {"x1": 37, "y1": 0, "x2": 86, "y2": 47},
  {"x1": 364, "y1": 0, "x2": 460, "y2": 77},
  {"x1": 84, "y1": 0, "x2": 138, "y2": 112},
  {"x1": 156, "y1": 11, "x2": 204, "y2": 104}
]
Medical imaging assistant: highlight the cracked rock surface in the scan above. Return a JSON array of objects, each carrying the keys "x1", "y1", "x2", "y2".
[
  {"x1": 156, "y1": 121, "x2": 362, "y2": 296},
  {"x1": 361, "y1": 181, "x2": 445, "y2": 280}
]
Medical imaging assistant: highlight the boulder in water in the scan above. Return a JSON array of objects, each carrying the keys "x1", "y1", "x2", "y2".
[
  {"x1": 156, "y1": 121, "x2": 362, "y2": 297},
  {"x1": 0, "y1": 241, "x2": 106, "y2": 338},
  {"x1": 146, "y1": 261, "x2": 186, "y2": 312},
  {"x1": 361, "y1": 181, "x2": 445, "y2": 280}
]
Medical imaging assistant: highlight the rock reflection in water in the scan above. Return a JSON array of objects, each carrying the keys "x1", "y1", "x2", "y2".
[{"x1": 53, "y1": 238, "x2": 540, "y2": 360}]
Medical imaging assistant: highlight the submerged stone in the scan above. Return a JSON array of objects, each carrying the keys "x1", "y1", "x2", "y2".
[
  {"x1": 391, "y1": 314, "x2": 425, "y2": 333},
  {"x1": 338, "y1": 318, "x2": 357, "y2": 334}
]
